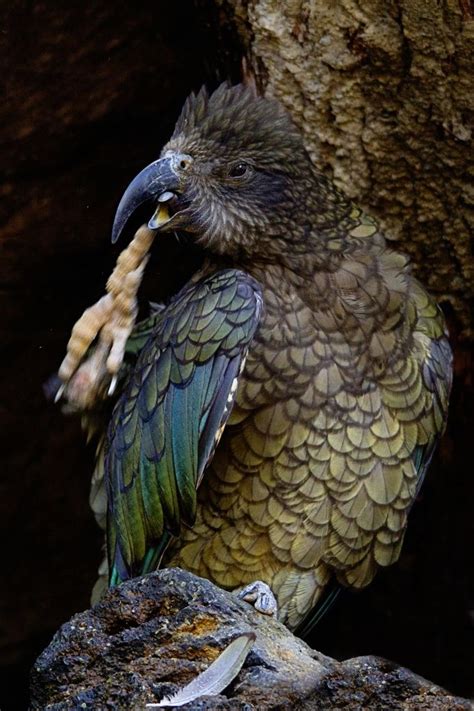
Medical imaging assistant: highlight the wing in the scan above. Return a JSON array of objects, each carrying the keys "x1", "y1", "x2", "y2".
[
  {"x1": 123, "y1": 308, "x2": 164, "y2": 358},
  {"x1": 106, "y1": 269, "x2": 262, "y2": 585},
  {"x1": 410, "y1": 286, "x2": 453, "y2": 497}
]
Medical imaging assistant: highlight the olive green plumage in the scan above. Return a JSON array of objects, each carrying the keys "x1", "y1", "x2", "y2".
[{"x1": 101, "y1": 83, "x2": 452, "y2": 629}]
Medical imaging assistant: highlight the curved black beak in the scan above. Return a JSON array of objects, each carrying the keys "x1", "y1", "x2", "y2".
[{"x1": 111, "y1": 157, "x2": 180, "y2": 244}]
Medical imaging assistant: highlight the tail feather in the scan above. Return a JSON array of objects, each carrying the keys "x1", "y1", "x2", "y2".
[{"x1": 295, "y1": 583, "x2": 341, "y2": 639}]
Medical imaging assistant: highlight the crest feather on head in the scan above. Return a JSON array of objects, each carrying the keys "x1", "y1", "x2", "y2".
[{"x1": 171, "y1": 83, "x2": 302, "y2": 156}]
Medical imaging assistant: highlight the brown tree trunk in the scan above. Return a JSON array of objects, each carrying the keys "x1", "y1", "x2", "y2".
[{"x1": 221, "y1": 0, "x2": 474, "y2": 335}]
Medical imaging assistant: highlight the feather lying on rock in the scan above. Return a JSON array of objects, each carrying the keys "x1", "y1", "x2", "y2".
[{"x1": 146, "y1": 632, "x2": 255, "y2": 708}]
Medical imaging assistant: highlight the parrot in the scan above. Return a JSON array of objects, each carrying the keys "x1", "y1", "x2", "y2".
[{"x1": 69, "y1": 83, "x2": 452, "y2": 632}]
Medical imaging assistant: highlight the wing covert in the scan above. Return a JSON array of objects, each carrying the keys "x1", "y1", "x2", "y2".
[{"x1": 106, "y1": 269, "x2": 262, "y2": 584}]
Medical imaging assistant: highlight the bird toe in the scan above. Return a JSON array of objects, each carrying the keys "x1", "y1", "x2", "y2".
[{"x1": 237, "y1": 580, "x2": 278, "y2": 617}]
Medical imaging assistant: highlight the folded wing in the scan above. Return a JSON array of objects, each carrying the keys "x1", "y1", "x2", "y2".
[{"x1": 106, "y1": 269, "x2": 262, "y2": 584}]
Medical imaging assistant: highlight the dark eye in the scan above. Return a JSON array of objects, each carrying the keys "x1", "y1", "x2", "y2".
[{"x1": 228, "y1": 162, "x2": 250, "y2": 178}]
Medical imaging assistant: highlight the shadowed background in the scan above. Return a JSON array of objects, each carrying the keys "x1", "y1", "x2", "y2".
[{"x1": 0, "y1": 1, "x2": 472, "y2": 709}]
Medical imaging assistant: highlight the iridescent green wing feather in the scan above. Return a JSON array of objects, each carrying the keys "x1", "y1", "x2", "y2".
[
  {"x1": 124, "y1": 310, "x2": 164, "y2": 358},
  {"x1": 106, "y1": 269, "x2": 262, "y2": 585}
]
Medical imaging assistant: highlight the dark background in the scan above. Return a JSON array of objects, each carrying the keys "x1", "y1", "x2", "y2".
[{"x1": 1, "y1": 2, "x2": 472, "y2": 709}]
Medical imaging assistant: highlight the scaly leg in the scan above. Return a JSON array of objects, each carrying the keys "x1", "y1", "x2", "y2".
[
  {"x1": 55, "y1": 225, "x2": 155, "y2": 410},
  {"x1": 237, "y1": 580, "x2": 278, "y2": 617}
]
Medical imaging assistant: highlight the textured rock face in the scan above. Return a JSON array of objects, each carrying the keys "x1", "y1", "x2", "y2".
[
  {"x1": 30, "y1": 569, "x2": 472, "y2": 710},
  {"x1": 221, "y1": 0, "x2": 474, "y2": 336}
]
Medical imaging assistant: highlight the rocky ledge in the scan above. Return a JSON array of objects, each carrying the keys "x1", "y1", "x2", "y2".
[{"x1": 30, "y1": 568, "x2": 472, "y2": 710}]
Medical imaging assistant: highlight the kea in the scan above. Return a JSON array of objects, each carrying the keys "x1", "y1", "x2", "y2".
[{"x1": 58, "y1": 83, "x2": 452, "y2": 632}]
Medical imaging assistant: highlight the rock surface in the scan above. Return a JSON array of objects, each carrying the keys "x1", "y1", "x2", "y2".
[{"x1": 30, "y1": 568, "x2": 472, "y2": 710}]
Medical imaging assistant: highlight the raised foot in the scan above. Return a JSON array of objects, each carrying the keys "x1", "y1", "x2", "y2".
[
  {"x1": 237, "y1": 580, "x2": 278, "y2": 617},
  {"x1": 55, "y1": 225, "x2": 155, "y2": 410}
]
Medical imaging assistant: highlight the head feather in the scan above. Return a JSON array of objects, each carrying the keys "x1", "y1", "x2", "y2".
[{"x1": 171, "y1": 83, "x2": 303, "y2": 162}]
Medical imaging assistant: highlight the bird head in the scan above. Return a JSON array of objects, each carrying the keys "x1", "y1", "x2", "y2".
[{"x1": 112, "y1": 83, "x2": 315, "y2": 258}]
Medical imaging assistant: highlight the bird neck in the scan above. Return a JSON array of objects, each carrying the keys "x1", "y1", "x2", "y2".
[
  {"x1": 238, "y1": 200, "x2": 385, "y2": 283},
  {"x1": 201, "y1": 165, "x2": 386, "y2": 283}
]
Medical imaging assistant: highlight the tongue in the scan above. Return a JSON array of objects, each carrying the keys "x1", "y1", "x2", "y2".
[{"x1": 148, "y1": 203, "x2": 171, "y2": 229}]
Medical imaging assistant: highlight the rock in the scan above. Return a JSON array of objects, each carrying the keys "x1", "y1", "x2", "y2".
[{"x1": 30, "y1": 568, "x2": 472, "y2": 710}]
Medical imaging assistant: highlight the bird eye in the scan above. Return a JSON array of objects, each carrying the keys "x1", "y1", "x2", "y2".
[{"x1": 228, "y1": 162, "x2": 250, "y2": 179}]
